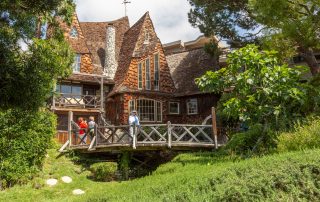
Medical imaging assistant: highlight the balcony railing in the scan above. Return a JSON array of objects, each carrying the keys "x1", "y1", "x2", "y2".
[{"x1": 53, "y1": 93, "x2": 101, "y2": 109}]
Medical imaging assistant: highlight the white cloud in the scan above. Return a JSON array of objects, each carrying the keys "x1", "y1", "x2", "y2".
[{"x1": 75, "y1": 0, "x2": 201, "y2": 43}]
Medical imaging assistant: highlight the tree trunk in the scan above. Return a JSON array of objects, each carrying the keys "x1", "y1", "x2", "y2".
[{"x1": 298, "y1": 47, "x2": 320, "y2": 76}]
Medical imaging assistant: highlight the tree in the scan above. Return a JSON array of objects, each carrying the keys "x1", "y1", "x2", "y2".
[
  {"x1": 0, "y1": 0, "x2": 75, "y2": 187},
  {"x1": 0, "y1": 0, "x2": 75, "y2": 110},
  {"x1": 188, "y1": 0, "x2": 320, "y2": 76},
  {"x1": 196, "y1": 45, "x2": 310, "y2": 128}
]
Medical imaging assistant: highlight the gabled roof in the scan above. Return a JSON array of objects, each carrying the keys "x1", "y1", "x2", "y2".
[
  {"x1": 80, "y1": 17, "x2": 130, "y2": 74},
  {"x1": 111, "y1": 12, "x2": 150, "y2": 94},
  {"x1": 166, "y1": 48, "x2": 218, "y2": 96},
  {"x1": 58, "y1": 14, "x2": 90, "y2": 54}
]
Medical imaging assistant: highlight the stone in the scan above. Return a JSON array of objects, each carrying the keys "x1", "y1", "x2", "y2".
[
  {"x1": 61, "y1": 176, "x2": 72, "y2": 183},
  {"x1": 73, "y1": 189, "x2": 85, "y2": 195},
  {"x1": 46, "y1": 178, "x2": 58, "y2": 186}
]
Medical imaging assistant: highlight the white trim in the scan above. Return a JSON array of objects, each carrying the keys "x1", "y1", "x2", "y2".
[
  {"x1": 145, "y1": 58, "x2": 151, "y2": 90},
  {"x1": 169, "y1": 102, "x2": 180, "y2": 114},
  {"x1": 154, "y1": 52, "x2": 160, "y2": 91},
  {"x1": 129, "y1": 98, "x2": 162, "y2": 123},
  {"x1": 138, "y1": 62, "x2": 143, "y2": 90},
  {"x1": 187, "y1": 98, "x2": 198, "y2": 115}
]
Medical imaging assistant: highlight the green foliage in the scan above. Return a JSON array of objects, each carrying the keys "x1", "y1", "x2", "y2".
[
  {"x1": 188, "y1": 0, "x2": 259, "y2": 46},
  {"x1": 119, "y1": 152, "x2": 131, "y2": 180},
  {"x1": 277, "y1": 117, "x2": 320, "y2": 152},
  {"x1": 196, "y1": 45, "x2": 311, "y2": 128},
  {"x1": 0, "y1": 0, "x2": 75, "y2": 110},
  {"x1": 0, "y1": 109, "x2": 56, "y2": 188},
  {"x1": 90, "y1": 162, "x2": 118, "y2": 182},
  {"x1": 225, "y1": 124, "x2": 276, "y2": 155},
  {"x1": 188, "y1": 0, "x2": 320, "y2": 75}
]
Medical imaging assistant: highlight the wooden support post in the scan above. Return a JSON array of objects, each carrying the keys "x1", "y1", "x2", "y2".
[
  {"x1": 94, "y1": 123, "x2": 98, "y2": 146},
  {"x1": 167, "y1": 121, "x2": 172, "y2": 148},
  {"x1": 132, "y1": 123, "x2": 136, "y2": 149},
  {"x1": 52, "y1": 82, "x2": 56, "y2": 110},
  {"x1": 68, "y1": 111, "x2": 73, "y2": 147},
  {"x1": 100, "y1": 77, "x2": 104, "y2": 113},
  {"x1": 211, "y1": 107, "x2": 218, "y2": 149},
  {"x1": 119, "y1": 151, "x2": 130, "y2": 180}
]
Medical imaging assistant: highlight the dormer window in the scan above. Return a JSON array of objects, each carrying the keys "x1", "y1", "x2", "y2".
[{"x1": 70, "y1": 26, "x2": 78, "y2": 38}]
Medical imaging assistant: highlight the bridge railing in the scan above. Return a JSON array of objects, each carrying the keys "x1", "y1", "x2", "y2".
[{"x1": 92, "y1": 122, "x2": 216, "y2": 149}]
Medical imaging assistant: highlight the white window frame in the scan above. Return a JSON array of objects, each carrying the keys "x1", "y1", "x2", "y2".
[
  {"x1": 128, "y1": 99, "x2": 162, "y2": 123},
  {"x1": 154, "y1": 53, "x2": 160, "y2": 91},
  {"x1": 169, "y1": 102, "x2": 180, "y2": 114},
  {"x1": 72, "y1": 54, "x2": 81, "y2": 72},
  {"x1": 70, "y1": 26, "x2": 78, "y2": 38},
  {"x1": 187, "y1": 98, "x2": 198, "y2": 115},
  {"x1": 138, "y1": 62, "x2": 143, "y2": 90},
  {"x1": 145, "y1": 58, "x2": 151, "y2": 90}
]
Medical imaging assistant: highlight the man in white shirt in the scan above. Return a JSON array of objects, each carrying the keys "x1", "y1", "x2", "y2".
[
  {"x1": 128, "y1": 110, "x2": 140, "y2": 149},
  {"x1": 128, "y1": 110, "x2": 140, "y2": 127}
]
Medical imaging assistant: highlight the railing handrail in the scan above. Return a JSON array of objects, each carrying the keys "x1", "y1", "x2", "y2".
[{"x1": 55, "y1": 93, "x2": 101, "y2": 98}]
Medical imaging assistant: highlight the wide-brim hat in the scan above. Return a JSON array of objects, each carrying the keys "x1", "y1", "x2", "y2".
[{"x1": 131, "y1": 110, "x2": 137, "y2": 113}]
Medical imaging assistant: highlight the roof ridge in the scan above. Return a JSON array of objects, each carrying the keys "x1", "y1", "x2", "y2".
[{"x1": 79, "y1": 16, "x2": 129, "y2": 24}]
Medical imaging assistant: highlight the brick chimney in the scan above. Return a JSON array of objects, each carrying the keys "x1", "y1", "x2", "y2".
[{"x1": 104, "y1": 24, "x2": 117, "y2": 79}]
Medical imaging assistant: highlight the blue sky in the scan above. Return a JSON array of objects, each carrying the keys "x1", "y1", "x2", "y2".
[{"x1": 75, "y1": 0, "x2": 202, "y2": 44}]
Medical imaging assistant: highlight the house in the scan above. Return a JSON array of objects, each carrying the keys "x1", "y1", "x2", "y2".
[
  {"x1": 164, "y1": 36, "x2": 223, "y2": 124},
  {"x1": 52, "y1": 12, "x2": 222, "y2": 143}
]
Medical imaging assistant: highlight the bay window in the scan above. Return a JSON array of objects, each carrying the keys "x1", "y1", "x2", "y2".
[{"x1": 129, "y1": 99, "x2": 162, "y2": 122}]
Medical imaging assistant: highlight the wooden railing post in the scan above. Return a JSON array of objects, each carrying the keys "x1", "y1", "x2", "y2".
[
  {"x1": 68, "y1": 111, "x2": 73, "y2": 147},
  {"x1": 167, "y1": 121, "x2": 172, "y2": 148},
  {"x1": 94, "y1": 123, "x2": 98, "y2": 146},
  {"x1": 132, "y1": 123, "x2": 136, "y2": 149},
  {"x1": 211, "y1": 107, "x2": 218, "y2": 149}
]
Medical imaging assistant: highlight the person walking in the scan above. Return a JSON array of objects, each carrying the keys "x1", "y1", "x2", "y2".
[
  {"x1": 128, "y1": 110, "x2": 140, "y2": 149},
  {"x1": 77, "y1": 117, "x2": 88, "y2": 144}
]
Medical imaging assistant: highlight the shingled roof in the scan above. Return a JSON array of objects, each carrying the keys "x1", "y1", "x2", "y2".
[
  {"x1": 80, "y1": 17, "x2": 130, "y2": 74},
  {"x1": 110, "y1": 12, "x2": 149, "y2": 94},
  {"x1": 166, "y1": 48, "x2": 218, "y2": 96},
  {"x1": 58, "y1": 14, "x2": 90, "y2": 54}
]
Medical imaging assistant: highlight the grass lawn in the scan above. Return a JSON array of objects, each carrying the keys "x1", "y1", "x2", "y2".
[{"x1": 1, "y1": 148, "x2": 320, "y2": 202}]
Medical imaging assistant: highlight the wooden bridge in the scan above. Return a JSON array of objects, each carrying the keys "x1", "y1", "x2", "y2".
[{"x1": 59, "y1": 109, "x2": 225, "y2": 153}]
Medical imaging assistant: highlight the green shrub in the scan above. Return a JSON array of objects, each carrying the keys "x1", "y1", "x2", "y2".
[
  {"x1": 277, "y1": 117, "x2": 320, "y2": 152},
  {"x1": 0, "y1": 109, "x2": 56, "y2": 188},
  {"x1": 90, "y1": 162, "x2": 117, "y2": 181},
  {"x1": 224, "y1": 124, "x2": 277, "y2": 155}
]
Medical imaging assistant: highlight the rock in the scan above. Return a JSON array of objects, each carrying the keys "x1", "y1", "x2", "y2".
[
  {"x1": 73, "y1": 189, "x2": 85, "y2": 195},
  {"x1": 61, "y1": 176, "x2": 72, "y2": 183},
  {"x1": 46, "y1": 178, "x2": 58, "y2": 186}
]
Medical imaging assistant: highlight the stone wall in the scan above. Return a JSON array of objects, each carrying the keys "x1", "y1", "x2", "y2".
[{"x1": 105, "y1": 25, "x2": 117, "y2": 79}]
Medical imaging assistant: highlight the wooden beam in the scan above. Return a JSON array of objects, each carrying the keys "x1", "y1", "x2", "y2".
[
  {"x1": 68, "y1": 111, "x2": 73, "y2": 147},
  {"x1": 167, "y1": 121, "x2": 172, "y2": 148},
  {"x1": 211, "y1": 107, "x2": 218, "y2": 149}
]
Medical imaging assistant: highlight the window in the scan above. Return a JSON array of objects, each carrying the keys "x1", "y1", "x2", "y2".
[
  {"x1": 169, "y1": 102, "x2": 180, "y2": 114},
  {"x1": 138, "y1": 62, "x2": 143, "y2": 89},
  {"x1": 154, "y1": 53, "x2": 160, "y2": 90},
  {"x1": 145, "y1": 58, "x2": 151, "y2": 90},
  {"x1": 129, "y1": 99, "x2": 162, "y2": 122},
  {"x1": 73, "y1": 54, "x2": 81, "y2": 72},
  {"x1": 56, "y1": 84, "x2": 82, "y2": 98},
  {"x1": 70, "y1": 26, "x2": 78, "y2": 38},
  {"x1": 187, "y1": 99, "x2": 198, "y2": 115}
]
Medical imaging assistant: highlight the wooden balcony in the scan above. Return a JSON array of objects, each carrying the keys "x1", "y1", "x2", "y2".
[{"x1": 52, "y1": 93, "x2": 101, "y2": 109}]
